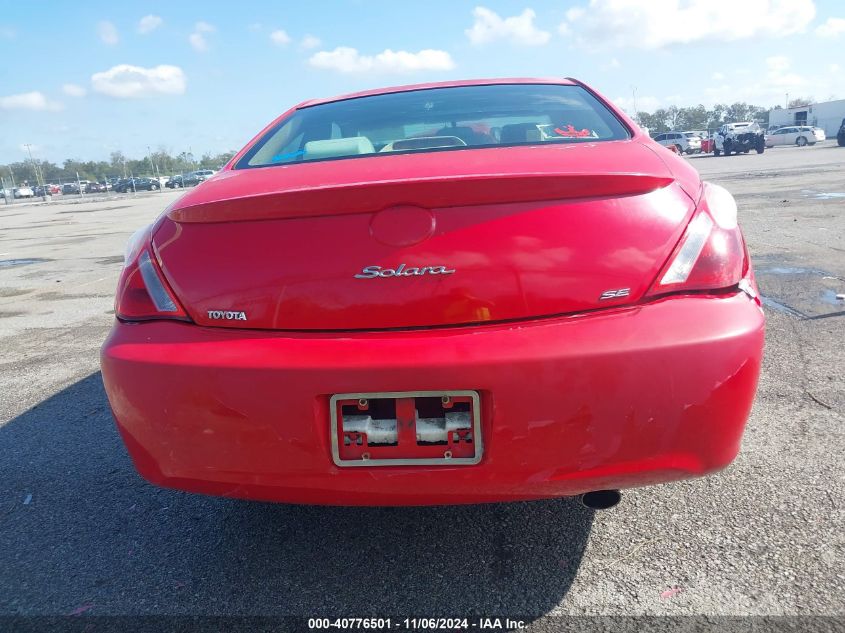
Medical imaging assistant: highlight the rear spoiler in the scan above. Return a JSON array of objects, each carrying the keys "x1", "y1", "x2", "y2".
[{"x1": 168, "y1": 172, "x2": 674, "y2": 224}]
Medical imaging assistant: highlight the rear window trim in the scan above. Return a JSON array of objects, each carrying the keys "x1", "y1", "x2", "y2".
[{"x1": 234, "y1": 82, "x2": 631, "y2": 171}]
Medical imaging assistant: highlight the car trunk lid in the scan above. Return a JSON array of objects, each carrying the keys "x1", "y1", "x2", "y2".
[{"x1": 154, "y1": 141, "x2": 695, "y2": 330}]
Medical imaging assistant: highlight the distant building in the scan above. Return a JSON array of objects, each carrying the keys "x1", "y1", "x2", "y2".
[{"x1": 768, "y1": 99, "x2": 845, "y2": 136}]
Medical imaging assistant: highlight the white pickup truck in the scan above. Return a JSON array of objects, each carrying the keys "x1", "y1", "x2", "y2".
[{"x1": 714, "y1": 122, "x2": 766, "y2": 156}]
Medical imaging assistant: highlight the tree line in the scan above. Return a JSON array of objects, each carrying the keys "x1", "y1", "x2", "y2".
[
  {"x1": 1, "y1": 149, "x2": 236, "y2": 187},
  {"x1": 633, "y1": 99, "x2": 812, "y2": 135}
]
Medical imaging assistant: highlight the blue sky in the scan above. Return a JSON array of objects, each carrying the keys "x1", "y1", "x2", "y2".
[{"x1": 1, "y1": 0, "x2": 843, "y2": 163}]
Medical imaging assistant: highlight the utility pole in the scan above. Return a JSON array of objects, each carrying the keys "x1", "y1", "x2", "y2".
[
  {"x1": 147, "y1": 146, "x2": 161, "y2": 191},
  {"x1": 24, "y1": 144, "x2": 47, "y2": 200},
  {"x1": 6, "y1": 165, "x2": 15, "y2": 205}
]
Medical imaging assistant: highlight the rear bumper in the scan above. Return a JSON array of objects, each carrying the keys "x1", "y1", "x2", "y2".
[{"x1": 101, "y1": 293, "x2": 764, "y2": 506}]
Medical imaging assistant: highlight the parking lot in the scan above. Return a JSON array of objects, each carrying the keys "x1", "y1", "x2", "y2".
[{"x1": 1, "y1": 143, "x2": 843, "y2": 621}]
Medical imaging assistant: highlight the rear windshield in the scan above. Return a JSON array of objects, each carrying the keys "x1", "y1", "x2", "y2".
[{"x1": 237, "y1": 83, "x2": 630, "y2": 168}]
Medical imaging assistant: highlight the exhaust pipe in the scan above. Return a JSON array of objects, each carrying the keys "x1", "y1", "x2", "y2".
[{"x1": 580, "y1": 489, "x2": 621, "y2": 510}]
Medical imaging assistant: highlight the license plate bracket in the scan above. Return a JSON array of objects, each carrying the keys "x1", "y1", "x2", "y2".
[{"x1": 330, "y1": 390, "x2": 482, "y2": 467}]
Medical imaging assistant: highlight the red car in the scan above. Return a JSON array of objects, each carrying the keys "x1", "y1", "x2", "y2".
[{"x1": 101, "y1": 78, "x2": 764, "y2": 507}]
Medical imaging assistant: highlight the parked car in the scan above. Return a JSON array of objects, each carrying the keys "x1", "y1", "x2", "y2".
[
  {"x1": 84, "y1": 182, "x2": 107, "y2": 193},
  {"x1": 13, "y1": 186, "x2": 34, "y2": 198},
  {"x1": 653, "y1": 131, "x2": 701, "y2": 154},
  {"x1": 165, "y1": 173, "x2": 203, "y2": 188},
  {"x1": 135, "y1": 177, "x2": 161, "y2": 191},
  {"x1": 62, "y1": 183, "x2": 80, "y2": 195},
  {"x1": 765, "y1": 125, "x2": 822, "y2": 148},
  {"x1": 33, "y1": 184, "x2": 58, "y2": 196},
  {"x1": 112, "y1": 179, "x2": 133, "y2": 193},
  {"x1": 838, "y1": 118, "x2": 845, "y2": 146},
  {"x1": 114, "y1": 177, "x2": 161, "y2": 193},
  {"x1": 193, "y1": 169, "x2": 216, "y2": 180},
  {"x1": 101, "y1": 78, "x2": 764, "y2": 508},
  {"x1": 682, "y1": 131, "x2": 704, "y2": 152}
]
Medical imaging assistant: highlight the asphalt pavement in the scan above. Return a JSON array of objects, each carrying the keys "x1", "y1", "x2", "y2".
[{"x1": 0, "y1": 143, "x2": 843, "y2": 622}]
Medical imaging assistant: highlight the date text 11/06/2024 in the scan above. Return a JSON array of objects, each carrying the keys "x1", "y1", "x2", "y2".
[{"x1": 307, "y1": 618, "x2": 527, "y2": 630}]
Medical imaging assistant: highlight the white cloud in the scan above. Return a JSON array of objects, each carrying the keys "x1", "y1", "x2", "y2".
[
  {"x1": 98, "y1": 20, "x2": 119, "y2": 45},
  {"x1": 561, "y1": 0, "x2": 816, "y2": 49},
  {"x1": 62, "y1": 83, "x2": 87, "y2": 97},
  {"x1": 189, "y1": 32, "x2": 208, "y2": 52},
  {"x1": 300, "y1": 34, "x2": 321, "y2": 50},
  {"x1": 702, "y1": 55, "x2": 814, "y2": 106},
  {"x1": 91, "y1": 64, "x2": 186, "y2": 99},
  {"x1": 601, "y1": 57, "x2": 621, "y2": 70},
  {"x1": 831, "y1": 63, "x2": 841, "y2": 73},
  {"x1": 309, "y1": 47, "x2": 455, "y2": 73},
  {"x1": 566, "y1": 7, "x2": 586, "y2": 21},
  {"x1": 766, "y1": 55, "x2": 792, "y2": 73},
  {"x1": 612, "y1": 94, "x2": 659, "y2": 114},
  {"x1": 465, "y1": 6, "x2": 550, "y2": 46},
  {"x1": 270, "y1": 29, "x2": 291, "y2": 46},
  {"x1": 138, "y1": 15, "x2": 163, "y2": 34},
  {"x1": 0, "y1": 91, "x2": 63, "y2": 111},
  {"x1": 189, "y1": 21, "x2": 216, "y2": 51},
  {"x1": 712, "y1": 71, "x2": 725, "y2": 80},
  {"x1": 815, "y1": 17, "x2": 845, "y2": 37}
]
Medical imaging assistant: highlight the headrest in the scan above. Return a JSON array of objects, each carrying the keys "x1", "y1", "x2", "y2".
[
  {"x1": 303, "y1": 137, "x2": 375, "y2": 159},
  {"x1": 500, "y1": 123, "x2": 541, "y2": 144},
  {"x1": 436, "y1": 126, "x2": 490, "y2": 145}
]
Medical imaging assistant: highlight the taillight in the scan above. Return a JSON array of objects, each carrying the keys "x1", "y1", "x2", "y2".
[
  {"x1": 115, "y1": 229, "x2": 189, "y2": 322},
  {"x1": 647, "y1": 182, "x2": 747, "y2": 297}
]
